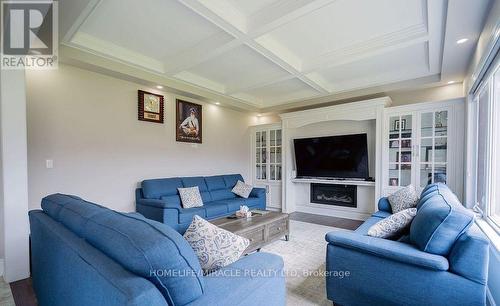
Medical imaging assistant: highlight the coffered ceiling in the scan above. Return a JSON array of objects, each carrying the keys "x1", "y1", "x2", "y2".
[{"x1": 61, "y1": 0, "x2": 491, "y2": 110}]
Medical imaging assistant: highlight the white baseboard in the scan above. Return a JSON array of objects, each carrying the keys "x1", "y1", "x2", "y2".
[
  {"x1": 295, "y1": 204, "x2": 370, "y2": 221},
  {"x1": 487, "y1": 286, "x2": 497, "y2": 306},
  {"x1": 0, "y1": 259, "x2": 4, "y2": 277}
]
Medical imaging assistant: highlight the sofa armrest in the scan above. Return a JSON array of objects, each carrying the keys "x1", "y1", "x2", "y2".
[
  {"x1": 136, "y1": 198, "x2": 181, "y2": 211},
  {"x1": 249, "y1": 187, "x2": 266, "y2": 199},
  {"x1": 325, "y1": 231, "x2": 448, "y2": 271},
  {"x1": 377, "y1": 197, "x2": 392, "y2": 213}
]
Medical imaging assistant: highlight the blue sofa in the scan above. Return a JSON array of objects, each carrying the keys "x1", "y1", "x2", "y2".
[
  {"x1": 325, "y1": 183, "x2": 490, "y2": 306},
  {"x1": 29, "y1": 194, "x2": 285, "y2": 306},
  {"x1": 136, "y1": 174, "x2": 266, "y2": 233}
]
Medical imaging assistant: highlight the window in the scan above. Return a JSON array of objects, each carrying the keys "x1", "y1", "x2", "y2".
[{"x1": 471, "y1": 54, "x2": 500, "y2": 233}]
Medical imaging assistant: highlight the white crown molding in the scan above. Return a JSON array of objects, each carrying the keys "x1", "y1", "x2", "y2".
[
  {"x1": 69, "y1": 32, "x2": 166, "y2": 73},
  {"x1": 279, "y1": 96, "x2": 392, "y2": 129},
  {"x1": 61, "y1": 0, "x2": 102, "y2": 43},
  {"x1": 174, "y1": 71, "x2": 226, "y2": 93}
]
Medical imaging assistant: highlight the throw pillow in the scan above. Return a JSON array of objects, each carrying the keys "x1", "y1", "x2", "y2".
[
  {"x1": 387, "y1": 185, "x2": 419, "y2": 213},
  {"x1": 368, "y1": 208, "x2": 417, "y2": 239},
  {"x1": 183, "y1": 215, "x2": 250, "y2": 272},
  {"x1": 232, "y1": 180, "x2": 253, "y2": 198},
  {"x1": 178, "y1": 186, "x2": 203, "y2": 208}
]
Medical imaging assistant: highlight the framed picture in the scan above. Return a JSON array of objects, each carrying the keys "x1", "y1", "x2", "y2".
[
  {"x1": 401, "y1": 139, "x2": 411, "y2": 148},
  {"x1": 389, "y1": 178, "x2": 399, "y2": 186},
  {"x1": 390, "y1": 140, "x2": 399, "y2": 148},
  {"x1": 138, "y1": 90, "x2": 164, "y2": 123},
  {"x1": 400, "y1": 152, "x2": 412, "y2": 163},
  {"x1": 176, "y1": 99, "x2": 202, "y2": 143},
  {"x1": 394, "y1": 119, "x2": 407, "y2": 131}
]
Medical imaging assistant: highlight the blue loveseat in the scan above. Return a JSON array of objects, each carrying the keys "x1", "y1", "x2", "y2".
[
  {"x1": 136, "y1": 174, "x2": 266, "y2": 233},
  {"x1": 325, "y1": 183, "x2": 490, "y2": 306},
  {"x1": 29, "y1": 194, "x2": 285, "y2": 306}
]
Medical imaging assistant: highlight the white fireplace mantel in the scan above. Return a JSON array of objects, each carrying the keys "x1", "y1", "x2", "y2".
[{"x1": 279, "y1": 97, "x2": 392, "y2": 219}]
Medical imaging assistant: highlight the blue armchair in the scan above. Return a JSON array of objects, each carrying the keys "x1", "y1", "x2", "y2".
[{"x1": 325, "y1": 184, "x2": 489, "y2": 306}]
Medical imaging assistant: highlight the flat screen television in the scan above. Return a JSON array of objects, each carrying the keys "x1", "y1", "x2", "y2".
[{"x1": 293, "y1": 133, "x2": 369, "y2": 179}]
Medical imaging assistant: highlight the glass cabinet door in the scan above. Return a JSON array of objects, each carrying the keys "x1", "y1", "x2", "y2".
[
  {"x1": 419, "y1": 111, "x2": 448, "y2": 187},
  {"x1": 388, "y1": 114, "x2": 413, "y2": 187},
  {"x1": 255, "y1": 129, "x2": 282, "y2": 182},
  {"x1": 255, "y1": 131, "x2": 267, "y2": 180},
  {"x1": 269, "y1": 129, "x2": 282, "y2": 181}
]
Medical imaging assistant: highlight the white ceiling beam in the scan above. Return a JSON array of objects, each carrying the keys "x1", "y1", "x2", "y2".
[
  {"x1": 247, "y1": 0, "x2": 338, "y2": 38},
  {"x1": 301, "y1": 24, "x2": 429, "y2": 73},
  {"x1": 426, "y1": 0, "x2": 446, "y2": 73},
  {"x1": 176, "y1": 0, "x2": 329, "y2": 94}
]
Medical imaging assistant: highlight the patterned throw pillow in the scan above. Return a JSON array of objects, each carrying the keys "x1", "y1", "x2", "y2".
[
  {"x1": 387, "y1": 185, "x2": 419, "y2": 213},
  {"x1": 178, "y1": 186, "x2": 203, "y2": 208},
  {"x1": 184, "y1": 215, "x2": 250, "y2": 272},
  {"x1": 368, "y1": 208, "x2": 417, "y2": 239},
  {"x1": 231, "y1": 180, "x2": 253, "y2": 198}
]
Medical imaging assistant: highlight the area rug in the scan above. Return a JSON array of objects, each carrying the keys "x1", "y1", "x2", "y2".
[
  {"x1": 0, "y1": 277, "x2": 15, "y2": 306},
  {"x1": 261, "y1": 220, "x2": 348, "y2": 306}
]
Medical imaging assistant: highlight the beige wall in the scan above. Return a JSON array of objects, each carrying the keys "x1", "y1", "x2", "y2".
[
  {"x1": 26, "y1": 65, "x2": 253, "y2": 212},
  {"x1": 386, "y1": 83, "x2": 464, "y2": 106}
]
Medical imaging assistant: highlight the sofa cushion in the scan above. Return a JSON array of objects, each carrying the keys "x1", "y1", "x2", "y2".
[
  {"x1": 204, "y1": 202, "x2": 229, "y2": 218},
  {"x1": 41, "y1": 194, "x2": 84, "y2": 220},
  {"x1": 205, "y1": 176, "x2": 226, "y2": 191},
  {"x1": 417, "y1": 184, "x2": 439, "y2": 209},
  {"x1": 223, "y1": 174, "x2": 244, "y2": 189},
  {"x1": 410, "y1": 184, "x2": 475, "y2": 256},
  {"x1": 210, "y1": 189, "x2": 237, "y2": 201},
  {"x1": 42, "y1": 194, "x2": 106, "y2": 236},
  {"x1": 182, "y1": 176, "x2": 208, "y2": 192},
  {"x1": 387, "y1": 185, "x2": 419, "y2": 213},
  {"x1": 368, "y1": 208, "x2": 417, "y2": 239},
  {"x1": 142, "y1": 178, "x2": 183, "y2": 199},
  {"x1": 184, "y1": 215, "x2": 249, "y2": 272},
  {"x1": 232, "y1": 180, "x2": 253, "y2": 198},
  {"x1": 178, "y1": 186, "x2": 204, "y2": 208},
  {"x1": 84, "y1": 210, "x2": 205, "y2": 306}
]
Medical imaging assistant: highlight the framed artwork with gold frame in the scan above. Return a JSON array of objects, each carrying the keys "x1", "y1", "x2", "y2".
[
  {"x1": 176, "y1": 99, "x2": 202, "y2": 143},
  {"x1": 138, "y1": 90, "x2": 164, "y2": 123}
]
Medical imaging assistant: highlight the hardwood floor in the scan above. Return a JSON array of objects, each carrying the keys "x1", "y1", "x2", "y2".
[
  {"x1": 289, "y1": 212, "x2": 363, "y2": 230},
  {"x1": 10, "y1": 213, "x2": 361, "y2": 306},
  {"x1": 10, "y1": 278, "x2": 37, "y2": 306}
]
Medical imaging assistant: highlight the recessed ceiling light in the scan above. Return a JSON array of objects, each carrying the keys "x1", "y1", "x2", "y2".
[
  {"x1": 156, "y1": 85, "x2": 163, "y2": 89},
  {"x1": 447, "y1": 81, "x2": 456, "y2": 84},
  {"x1": 456, "y1": 38, "x2": 468, "y2": 44},
  {"x1": 215, "y1": 102, "x2": 220, "y2": 105},
  {"x1": 257, "y1": 114, "x2": 262, "y2": 117}
]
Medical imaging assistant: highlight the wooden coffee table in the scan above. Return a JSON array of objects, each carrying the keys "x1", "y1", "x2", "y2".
[{"x1": 211, "y1": 211, "x2": 289, "y2": 254}]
